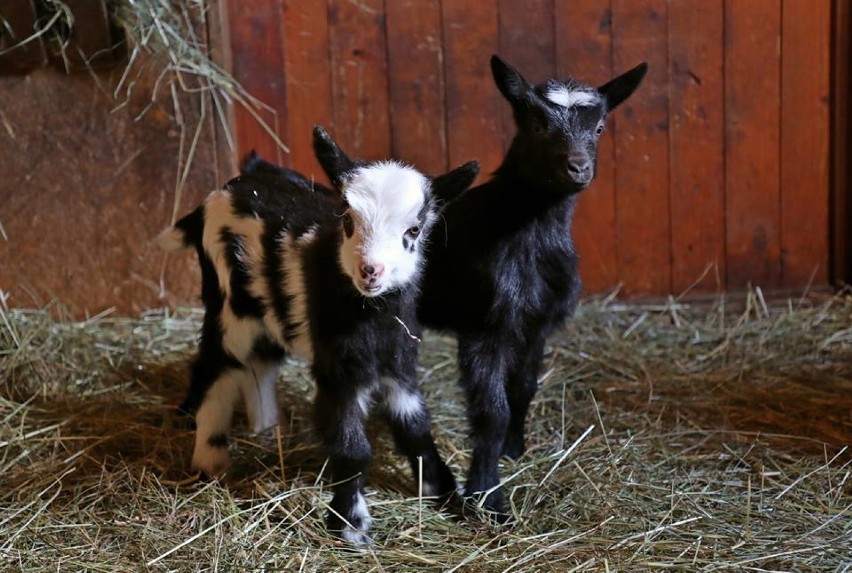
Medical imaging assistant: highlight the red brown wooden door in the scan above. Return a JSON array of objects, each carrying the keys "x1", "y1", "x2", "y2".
[{"x1": 224, "y1": 0, "x2": 833, "y2": 297}]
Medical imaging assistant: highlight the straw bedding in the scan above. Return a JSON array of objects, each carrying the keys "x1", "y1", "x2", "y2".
[
  {"x1": 2, "y1": 290, "x2": 850, "y2": 571},
  {"x1": 3, "y1": 3, "x2": 850, "y2": 569}
]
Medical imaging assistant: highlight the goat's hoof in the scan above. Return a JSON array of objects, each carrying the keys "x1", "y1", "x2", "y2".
[
  {"x1": 339, "y1": 527, "x2": 372, "y2": 548},
  {"x1": 461, "y1": 489, "x2": 513, "y2": 525},
  {"x1": 191, "y1": 448, "x2": 230, "y2": 479},
  {"x1": 329, "y1": 522, "x2": 373, "y2": 549},
  {"x1": 501, "y1": 436, "x2": 526, "y2": 460},
  {"x1": 327, "y1": 503, "x2": 373, "y2": 548}
]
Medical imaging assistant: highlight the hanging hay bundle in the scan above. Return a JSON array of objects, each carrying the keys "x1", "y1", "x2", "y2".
[
  {"x1": 1, "y1": 290, "x2": 850, "y2": 570},
  {"x1": 1, "y1": 0, "x2": 285, "y2": 200}
]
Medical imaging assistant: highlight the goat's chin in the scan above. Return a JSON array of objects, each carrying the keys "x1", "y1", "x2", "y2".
[{"x1": 558, "y1": 178, "x2": 591, "y2": 194}]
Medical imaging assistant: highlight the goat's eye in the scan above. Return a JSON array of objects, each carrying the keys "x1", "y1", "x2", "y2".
[
  {"x1": 533, "y1": 122, "x2": 548, "y2": 136},
  {"x1": 341, "y1": 212, "x2": 354, "y2": 237},
  {"x1": 595, "y1": 124, "x2": 604, "y2": 136},
  {"x1": 405, "y1": 226, "x2": 420, "y2": 238}
]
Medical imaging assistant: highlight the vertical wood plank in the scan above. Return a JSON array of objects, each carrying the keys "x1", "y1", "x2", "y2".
[
  {"x1": 780, "y1": 0, "x2": 831, "y2": 287},
  {"x1": 498, "y1": 0, "x2": 556, "y2": 151},
  {"x1": 385, "y1": 0, "x2": 447, "y2": 174},
  {"x1": 669, "y1": 0, "x2": 725, "y2": 293},
  {"x1": 724, "y1": 0, "x2": 781, "y2": 289},
  {"x1": 327, "y1": 0, "x2": 391, "y2": 160},
  {"x1": 204, "y1": 0, "x2": 238, "y2": 179},
  {"x1": 441, "y1": 0, "x2": 503, "y2": 181},
  {"x1": 555, "y1": 0, "x2": 617, "y2": 294},
  {"x1": 282, "y1": 0, "x2": 333, "y2": 178},
  {"x1": 227, "y1": 0, "x2": 288, "y2": 164},
  {"x1": 612, "y1": 0, "x2": 671, "y2": 295},
  {"x1": 834, "y1": 0, "x2": 852, "y2": 284}
]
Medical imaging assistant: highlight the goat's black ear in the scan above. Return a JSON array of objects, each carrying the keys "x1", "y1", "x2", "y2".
[
  {"x1": 312, "y1": 125, "x2": 355, "y2": 189},
  {"x1": 431, "y1": 160, "x2": 479, "y2": 207},
  {"x1": 240, "y1": 149, "x2": 288, "y2": 177},
  {"x1": 240, "y1": 149, "x2": 262, "y2": 175},
  {"x1": 491, "y1": 55, "x2": 532, "y2": 106},
  {"x1": 598, "y1": 62, "x2": 648, "y2": 112}
]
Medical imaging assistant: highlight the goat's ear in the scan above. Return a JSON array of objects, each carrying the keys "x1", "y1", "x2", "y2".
[
  {"x1": 491, "y1": 55, "x2": 532, "y2": 106},
  {"x1": 312, "y1": 125, "x2": 355, "y2": 189},
  {"x1": 240, "y1": 149, "x2": 286, "y2": 177},
  {"x1": 240, "y1": 149, "x2": 262, "y2": 175},
  {"x1": 431, "y1": 160, "x2": 479, "y2": 207},
  {"x1": 598, "y1": 62, "x2": 648, "y2": 112}
]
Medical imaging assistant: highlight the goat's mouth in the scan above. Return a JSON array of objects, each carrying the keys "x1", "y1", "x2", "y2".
[
  {"x1": 559, "y1": 176, "x2": 591, "y2": 193},
  {"x1": 565, "y1": 172, "x2": 593, "y2": 188},
  {"x1": 358, "y1": 282, "x2": 385, "y2": 297}
]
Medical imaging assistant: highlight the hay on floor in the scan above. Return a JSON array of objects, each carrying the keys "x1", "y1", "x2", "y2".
[{"x1": 1, "y1": 290, "x2": 850, "y2": 571}]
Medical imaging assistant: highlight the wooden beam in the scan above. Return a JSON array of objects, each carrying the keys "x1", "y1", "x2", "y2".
[{"x1": 832, "y1": 0, "x2": 851, "y2": 285}]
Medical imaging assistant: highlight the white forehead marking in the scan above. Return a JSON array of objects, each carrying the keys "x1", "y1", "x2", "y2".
[
  {"x1": 546, "y1": 85, "x2": 599, "y2": 108},
  {"x1": 344, "y1": 161, "x2": 428, "y2": 223}
]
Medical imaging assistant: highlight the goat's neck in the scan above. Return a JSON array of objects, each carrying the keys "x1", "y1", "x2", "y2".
[{"x1": 493, "y1": 162, "x2": 578, "y2": 220}]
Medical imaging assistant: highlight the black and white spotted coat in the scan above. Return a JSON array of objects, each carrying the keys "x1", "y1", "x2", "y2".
[{"x1": 158, "y1": 127, "x2": 478, "y2": 544}]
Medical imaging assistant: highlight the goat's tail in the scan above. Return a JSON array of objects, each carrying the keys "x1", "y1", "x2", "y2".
[{"x1": 156, "y1": 206, "x2": 203, "y2": 252}]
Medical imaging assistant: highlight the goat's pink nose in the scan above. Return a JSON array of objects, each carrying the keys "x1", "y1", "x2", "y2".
[{"x1": 359, "y1": 262, "x2": 385, "y2": 280}]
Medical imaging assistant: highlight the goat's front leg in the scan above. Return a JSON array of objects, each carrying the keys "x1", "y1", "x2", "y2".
[
  {"x1": 502, "y1": 334, "x2": 546, "y2": 459},
  {"x1": 381, "y1": 377, "x2": 457, "y2": 500},
  {"x1": 458, "y1": 334, "x2": 510, "y2": 520},
  {"x1": 314, "y1": 383, "x2": 373, "y2": 546}
]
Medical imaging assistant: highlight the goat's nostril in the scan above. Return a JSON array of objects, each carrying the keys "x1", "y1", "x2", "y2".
[
  {"x1": 567, "y1": 159, "x2": 591, "y2": 175},
  {"x1": 359, "y1": 262, "x2": 385, "y2": 279}
]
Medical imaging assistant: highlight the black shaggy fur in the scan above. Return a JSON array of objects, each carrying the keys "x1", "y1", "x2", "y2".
[
  {"x1": 415, "y1": 55, "x2": 647, "y2": 518},
  {"x1": 161, "y1": 127, "x2": 479, "y2": 544}
]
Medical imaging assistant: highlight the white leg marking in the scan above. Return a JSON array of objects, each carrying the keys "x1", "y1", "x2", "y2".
[
  {"x1": 420, "y1": 480, "x2": 439, "y2": 498},
  {"x1": 381, "y1": 378, "x2": 424, "y2": 420},
  {"x1": 355, "y1": 384, "x2": 376, "y2": 418},
  {"x1": 192, "y1": 370, "x2": 242, "y2": 476},
  {"x1": 341, "y1": 492, "x2": 373, "y2": 546},
  {"x1": 241, "y1": 362, "x2": 280, "y2": 434}
]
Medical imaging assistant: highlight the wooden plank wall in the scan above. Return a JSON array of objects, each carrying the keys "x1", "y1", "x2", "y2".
[{"x1": 225, "y1": 0, "x2": 833, "y2": 297}]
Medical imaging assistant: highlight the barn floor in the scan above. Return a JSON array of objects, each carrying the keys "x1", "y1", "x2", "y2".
[{"x1": 1, "y1": 291, "x2": 851, "y2": 571}]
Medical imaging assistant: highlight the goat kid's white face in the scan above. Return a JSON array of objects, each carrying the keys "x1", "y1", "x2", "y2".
[{"x1": 338, "y1": 163, "x2": 433, "y2": 297}]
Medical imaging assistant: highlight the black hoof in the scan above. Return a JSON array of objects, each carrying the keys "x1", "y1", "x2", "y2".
[
  {"x1": 501, "y1": 439, "x2": 525, "y2": 460},
  {"x1": 461, "y1": 488, "x2": 512, "y2": 524}
]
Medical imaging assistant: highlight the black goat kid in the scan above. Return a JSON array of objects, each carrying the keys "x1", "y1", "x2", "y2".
[
  {"x1": 159, "y1": 127, "x2": 479, "y2": 544},
  {"x1": 416, "y1": 55, "x2": 648, "y2": 519}
]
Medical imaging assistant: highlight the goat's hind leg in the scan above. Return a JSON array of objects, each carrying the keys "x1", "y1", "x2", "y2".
[
  {"x1": 191, "y1": 366, "x2": 244, "y2": 477},
  {"x1": 458, "y1": 335, "x2": 511, "y2": 521},
  {"x1": 382, "y1": 378, "x2": 457, "y2": 501},
  {"x1": 239, "y1": 360, "x2": 281, "y2": 435}
]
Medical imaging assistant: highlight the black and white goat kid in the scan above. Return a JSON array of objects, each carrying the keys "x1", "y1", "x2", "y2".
[
  {"x1": 157, "y1": 127, "x2": 479, "y2": 544},
  {"x1": 416, "y1": 56, "x2": 648, "y2": 519}
]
